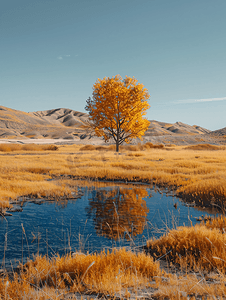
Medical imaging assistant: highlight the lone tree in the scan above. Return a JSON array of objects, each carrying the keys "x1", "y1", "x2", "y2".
[{"x1": 85, "y1": 75, "x2": 150, "y2": 152}]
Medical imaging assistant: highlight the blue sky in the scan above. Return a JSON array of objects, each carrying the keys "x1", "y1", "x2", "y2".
[{"x1": 1, "y1": 0, "x2": 226, "y2": 130}]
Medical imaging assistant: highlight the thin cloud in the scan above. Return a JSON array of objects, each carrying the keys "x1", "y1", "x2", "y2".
[
  {"x1": 57, "y1": 54, "x2": 71, "y2": 60},
  {"x1": 174, "y1": 97, "x2": 226, "y2": 104}
]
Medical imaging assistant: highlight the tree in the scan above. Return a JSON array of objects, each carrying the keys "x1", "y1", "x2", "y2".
[{"x1": 85, "y1": 75, "x2": 150, "y2": 152}]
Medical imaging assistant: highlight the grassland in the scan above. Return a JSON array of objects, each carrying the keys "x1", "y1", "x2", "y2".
[
  {"x1": 0, "y1": 142, "x2": 225, "y2": 211},
  {"x1": 0, "y1": 142, "x2": 226, "y2": 299}
]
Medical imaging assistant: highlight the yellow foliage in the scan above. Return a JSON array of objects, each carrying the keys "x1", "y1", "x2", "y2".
[{"x1": 85, "y1": 75, "x2": 150, "y2": 151}]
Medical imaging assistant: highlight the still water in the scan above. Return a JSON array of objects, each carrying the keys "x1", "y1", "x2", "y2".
[{"x1": 0, "y1": 182, "x2": 217, "y2": 268}]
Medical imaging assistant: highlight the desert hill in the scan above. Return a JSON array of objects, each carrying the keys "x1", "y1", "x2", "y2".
[
  {"x1": 209, "y1": 127, "x2": 226, "y2": 137},
  {"x1": 146, "y1": 121, "x2": 210, "y2": 136},
  {"x1": 0, "y1": 106, "x2": 88, "y2": 140},
  {"x1": 0, "y1": 106, "x2": 225, "y2": 145},
  {"x1": 31, "y1": 108, "x2": 88, "y2": 127}
]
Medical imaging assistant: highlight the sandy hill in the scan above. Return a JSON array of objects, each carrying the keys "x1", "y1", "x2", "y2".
[
  {"x1": 146, "y1": 121, "x2": 210, "y2": 136},
  {"x1": 209, "y1": 127, "x2": 226, "y2": 137},
  {"x1": 31, "y1": 108, "x2": 88, "y2": 127},
  {"x1": 0, "y1": 106, "x2": 225, "y2": 145},
  {"x1": 0, "y1": 106, "x2": 88, "y2": 140}
]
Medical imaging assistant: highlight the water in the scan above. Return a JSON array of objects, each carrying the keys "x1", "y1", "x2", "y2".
[{"x1": 0, "y1": 182, "x2": 217, "y2": 268}]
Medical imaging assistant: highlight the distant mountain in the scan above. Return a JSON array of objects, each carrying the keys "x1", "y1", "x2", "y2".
[
  {"x1": 31, "y1": 108, "x2": 88, "y2": 127},
  {"x1": 0, "y1": 106, "x2": 88, "y2": 140},
  {"x1": 146, "y1": 121, "x2": 211, "y2": 136},
  {"x1": 0, "y1": 106, "x2": 218, "y2": 144},
  {"x1": 209, "y1": 127, "x2": 226, "y2": 137}
]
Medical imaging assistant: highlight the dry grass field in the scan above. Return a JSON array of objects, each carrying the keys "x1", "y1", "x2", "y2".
[
  {"x1": 0, "y1": 142, "x2": 225, "y2": 211},
  {"x1": 0, "y1": 142, "x2": 226, "y2": 299}
]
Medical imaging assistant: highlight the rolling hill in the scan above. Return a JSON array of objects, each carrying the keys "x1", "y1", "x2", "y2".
[{"x1": 0, "y1": 106, "x2": 225, "y2": 145}]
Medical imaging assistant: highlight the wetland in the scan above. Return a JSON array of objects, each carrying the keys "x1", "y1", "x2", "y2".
[
  {"x1": 0, "y1": 143, "x2": 226, "y2": 299},
  {"x1": 1, "y1": 182, "x2": 218, "y2": 268}
]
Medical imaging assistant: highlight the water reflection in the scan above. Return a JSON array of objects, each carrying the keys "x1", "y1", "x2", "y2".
[
  {"x1": 87, "y1": 187, "x2": 149, "y2": 240},
  {"x1": 0, "y1": 181, "x2": 218, "y2": 268}
]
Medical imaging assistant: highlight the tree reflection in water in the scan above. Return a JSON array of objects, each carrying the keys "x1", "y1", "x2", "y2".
[{"x1": 86, "y1": 186, "x2": 150, "y2": 240}]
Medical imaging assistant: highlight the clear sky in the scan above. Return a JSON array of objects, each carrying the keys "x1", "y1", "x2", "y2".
[{"x1": 1, "y1": 0, "x2": 226, "y2": 130}]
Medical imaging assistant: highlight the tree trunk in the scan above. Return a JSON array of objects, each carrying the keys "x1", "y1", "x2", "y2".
[
  {"x1": 116, "y1": 127, "x2": 119, "y2": 152},
  {"x1": 116, "y1": 141, "x2": 119, "y2": 152}
]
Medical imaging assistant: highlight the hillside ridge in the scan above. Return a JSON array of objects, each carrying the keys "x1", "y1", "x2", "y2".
[{"x1": 0, "y1": 105, "x2": 225, "y2": 145}]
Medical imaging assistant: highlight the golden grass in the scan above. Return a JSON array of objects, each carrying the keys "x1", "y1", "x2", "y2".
[
  {"x1": 79, "y1": 142, "x2": 164, "y2": 152},
  {"x1": 0, "y1": 249, "x2": 161, "y2": 299},
  {"x1": 152, "y1": 273, "x2": 226, "y2": 300},
  {"x1": 205, "y1": 214, "x2": 226, "y2": 232},
  {"x1": 143, "y1": 215, "x2": 226, "y2": 298},
  {"x1": 0, "y1": 142, "x2": 226, "y2": 210},
  {"x1": 185, "y1": 143, "x2": 225, "y2": 151},
  {"x1": 2, "y1": 224, "x2": 226, "y2": 299},
  {"x1": 1, "y1": 143, "x2": 226, "y2": 298},
  {"x1": 79, "y1": 144, "x2": 96, "y2": 151},
  {"x1": 0, "y1": 154, "x2": 74, "y2": 208},
  {"x1": 147, "y1": 223, "x2": 226, "y2": 272},
  {"x1": 75, "y1": 144, "x2": 226, "y2": 210},
  {"x1": 0, "y1": 143, "x2": 58, "y2": 152},
  {"x1": 25, "y1": 249, "x2": 160, "y2": 293}
]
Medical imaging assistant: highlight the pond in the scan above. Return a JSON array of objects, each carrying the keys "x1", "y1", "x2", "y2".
[{"x1": 0, "y1": 181, "x2": 218, "y2": 268}]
